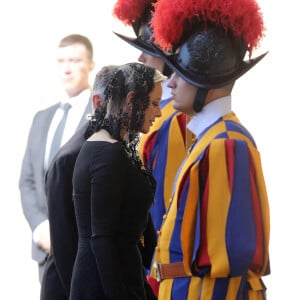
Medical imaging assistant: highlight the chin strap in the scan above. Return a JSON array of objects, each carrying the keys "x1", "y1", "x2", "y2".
[
  {"x1": 163, "y1": 63, "x2": 173, "y2": 77},
  {"x1": 193, "y1": 87, "x2": 209, "y2": 113}
]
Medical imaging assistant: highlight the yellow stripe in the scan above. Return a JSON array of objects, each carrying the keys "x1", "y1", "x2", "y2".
[
  {"x1": 158, "y1": 279, "x2": 173, "y2": 300},
  {"x1": 223, "y1": 112, "x2": 240, "y2": 123},
  {"x1": 181, "y1": 162, "x2": 200, "y2": 275},
  {"x1": 155, "y1": 193, "x2": 178, "y2": 264},
  {"x1": 248, "y1": 290, "x2": 264, "y2": 300},
  {"x1": 227, "y1": 131, "x2": 254, "y2": 146},
  {"x1": 200, "y1": 276, "x2": 215, "y2": 300},
  {"x1": 164, "y1": 115, "x2": 187, "y2": 209},
  {"x1": 226, "y1": 276, "x2": 242, "y2": 299},
  {"x1": 207, "y1": 139, "x2": 231, "y2": 277},
  {"x1": 187, "y1": 277, "x2": 202, "y2": 299}
]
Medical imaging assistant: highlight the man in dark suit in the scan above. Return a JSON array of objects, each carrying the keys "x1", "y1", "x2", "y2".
[
  {"x1": 40, "y1": 65, "x2": 157, "y2": 299},
  {"x1": 40, "y1": 123, "x2": 88, "y2": 300},
  {"x1": 19, "y1": 34, "x2": 95, "y2": 285}
]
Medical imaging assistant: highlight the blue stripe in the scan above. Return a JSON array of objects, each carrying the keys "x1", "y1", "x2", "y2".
[
  {"x1": 171, "y1": 277, "x2": 190, "y2": 300},
  {"x1": 225, "y1": 120, "x2": 257, "y2": 147},
  {"x1": 169, "y1": 178, "x2": 189, "y2": 262},
  {"x1": 226, "y1": 140, "x2": 256, "y2": 276},
  {"x1": 149, "y1": 112, "x2": 178, "y2": 230},
  {"x1": 212, "y1": 278, "x2": 229, "y2": 300}
]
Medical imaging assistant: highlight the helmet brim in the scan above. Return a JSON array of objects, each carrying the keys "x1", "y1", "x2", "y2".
[
  {"x1": 113, "y1": 31, "x2": 160, "y2": 58},
  {"x1": 152, "y1": 43, "x2": 268, "y2": 89}
]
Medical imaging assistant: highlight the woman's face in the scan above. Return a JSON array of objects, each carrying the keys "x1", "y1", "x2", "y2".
[{"x1": 140, "y1": 82, "x2": 163, "y2": 134}]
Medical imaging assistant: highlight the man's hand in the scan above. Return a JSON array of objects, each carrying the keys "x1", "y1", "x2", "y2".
[{"x1": 37, "y1": 227, "x2": 51, "y2": 254}]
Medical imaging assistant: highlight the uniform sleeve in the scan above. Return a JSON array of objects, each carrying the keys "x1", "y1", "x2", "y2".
[
  {"x1": 195, "y1": 138, "x2": 270, "y2": 278},
  {"x1": 90, "y1": 144, "x2": 129, "y2": 300}
]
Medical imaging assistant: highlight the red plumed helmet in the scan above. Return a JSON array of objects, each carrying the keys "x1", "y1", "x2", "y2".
[
  {"x1": 113, "y1": 0, "x2": 153, "y2": 26},
  {"x1": 112, "y1": 0, "x2": 161, "y2": 58},
  {"x1": 148, "y1": 0, "x2": 268, "y2": 100},
  {"x1": 151, "y1": 0, "x2": 265, "y2": 54}
]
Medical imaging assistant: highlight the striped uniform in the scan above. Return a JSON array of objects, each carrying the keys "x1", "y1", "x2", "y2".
[
  {"x1": 151, "y1": 112, "x2": 270, "y2": 300},
  {"x1": 139, "y1": 97, "x2": 189, "y2": 231}
]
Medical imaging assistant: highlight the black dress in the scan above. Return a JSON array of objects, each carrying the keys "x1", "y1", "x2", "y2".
[{"x1": 70, "y1": 140, "x2": 155, "y2": 300}]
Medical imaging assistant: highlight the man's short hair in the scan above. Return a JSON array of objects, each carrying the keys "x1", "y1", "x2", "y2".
[
  {"x1": 92, "y1": 65, "x2": 118, "y2": 97},
  {"x1": 59, "y1": 34, "x2": 93, "y2": 60}
]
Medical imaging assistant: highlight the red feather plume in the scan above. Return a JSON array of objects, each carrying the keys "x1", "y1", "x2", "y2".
[
  {"x1": 151, "y1": 0, "x2": 265, "y2": 55},
  {"x1": 113, "y1": 0, "x2": 154, "y2": 25}
]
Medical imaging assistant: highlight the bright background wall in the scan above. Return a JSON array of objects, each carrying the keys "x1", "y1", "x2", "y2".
[{"x1": 0, "y1": 0, "x2": 298, "y2": 299}]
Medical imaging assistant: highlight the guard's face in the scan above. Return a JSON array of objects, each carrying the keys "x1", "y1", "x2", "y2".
[
  {"x1": 141, "y1": 82, "x2": 162, "y2": 134},
  {"x1": 167, "y1": 73, "x2": 197, "y2": 116},
  {"x1": 57, "y1": 43, "x2": 94, "y2": 97}
]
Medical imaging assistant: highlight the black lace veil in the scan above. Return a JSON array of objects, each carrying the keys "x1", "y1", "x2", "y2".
[
  {"x1": 86, "y1": 62, "x2": 155, "y2": 141},
  {"x1": 85, "y1": 62, "x2": 157, "y2": 189}
]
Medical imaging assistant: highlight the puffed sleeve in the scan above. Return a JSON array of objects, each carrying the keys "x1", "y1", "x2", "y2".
[{"x1": 194, "y1": 138, "x2": 270, "y2": 278}]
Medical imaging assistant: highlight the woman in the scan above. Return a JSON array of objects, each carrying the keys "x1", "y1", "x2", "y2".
[{"x1": 70, "y1": 62, "x2": 166, "y2": 299}]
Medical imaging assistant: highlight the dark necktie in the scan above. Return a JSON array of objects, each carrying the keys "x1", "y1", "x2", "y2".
[{"x1": 48, "y1": 103, "x2": 72, "y2": 166}]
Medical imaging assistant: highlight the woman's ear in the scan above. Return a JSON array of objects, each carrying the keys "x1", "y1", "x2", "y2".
[{"x1": 92, "y1": 94, "x2": 101, "y2": 111}]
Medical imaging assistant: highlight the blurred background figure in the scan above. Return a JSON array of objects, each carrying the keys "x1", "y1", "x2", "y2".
[{"x1": 19, "y1": 33, "x2": 95, "y2": 286}]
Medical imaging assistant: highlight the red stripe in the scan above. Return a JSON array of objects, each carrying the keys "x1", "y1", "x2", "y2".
[
  {"x1": 142, "y1": 132, "x2": 158, "y2": 168},
  {"x1": 225, "y1": 139, "x2": 235, "y2": 192},
  {"x1": 249, "y1": 153, "x2": 264, "y2": 270},
  {"x1": 196, "y1": 148, "x2": 210, "y2": 268}
]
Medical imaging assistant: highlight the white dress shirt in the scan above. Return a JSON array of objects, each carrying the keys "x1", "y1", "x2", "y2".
[
  {"x1": 33, "y1": 89, "x2": 91, "y2": 244},
  {"x1": 187, "y1": 96, "x2": 232, "y2": 138},
  {"x1": 44, "y1": 89, "x2": 91, "y2": 170}
]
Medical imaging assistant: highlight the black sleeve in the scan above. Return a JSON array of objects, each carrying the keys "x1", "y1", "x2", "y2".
[{"x1": 90, "y1": 144, "x2": 129, "y2": 300}]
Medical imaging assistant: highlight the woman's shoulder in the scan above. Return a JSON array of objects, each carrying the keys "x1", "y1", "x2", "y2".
[{"x1": 84, "y1": 140, "x2": 126, "y2": 161}]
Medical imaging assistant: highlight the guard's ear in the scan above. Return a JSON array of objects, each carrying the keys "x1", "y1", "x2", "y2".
[{"x1": 92, "y1": 94, "x2": 101, "y2": 110}]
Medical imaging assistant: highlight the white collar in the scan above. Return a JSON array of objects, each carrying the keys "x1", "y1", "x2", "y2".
[{"x1": 187, "y1": 96, "x2": 232, "y2": 137}]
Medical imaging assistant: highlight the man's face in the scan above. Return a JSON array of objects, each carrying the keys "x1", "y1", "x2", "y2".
[
  {"x1": 57, "y1": 43, "x2": 94, "y2": 97},
  {"x1": 167, "y1": 73, "x2": 197, "y2": 115},
  {"x1": 138, "y1": 52, "x2": 164, "y2": 73}
]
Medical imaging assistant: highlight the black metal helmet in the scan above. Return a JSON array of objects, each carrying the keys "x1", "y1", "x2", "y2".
[
  {"x1": 153, "y1": 26, "x2": 267, "y2": 90},
  {"x1": 151, "y1": 0, "x2": 267, "y2": 111},
  {"x1": 113, "y1": 0, "x2": 172, "y2": 77}
]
